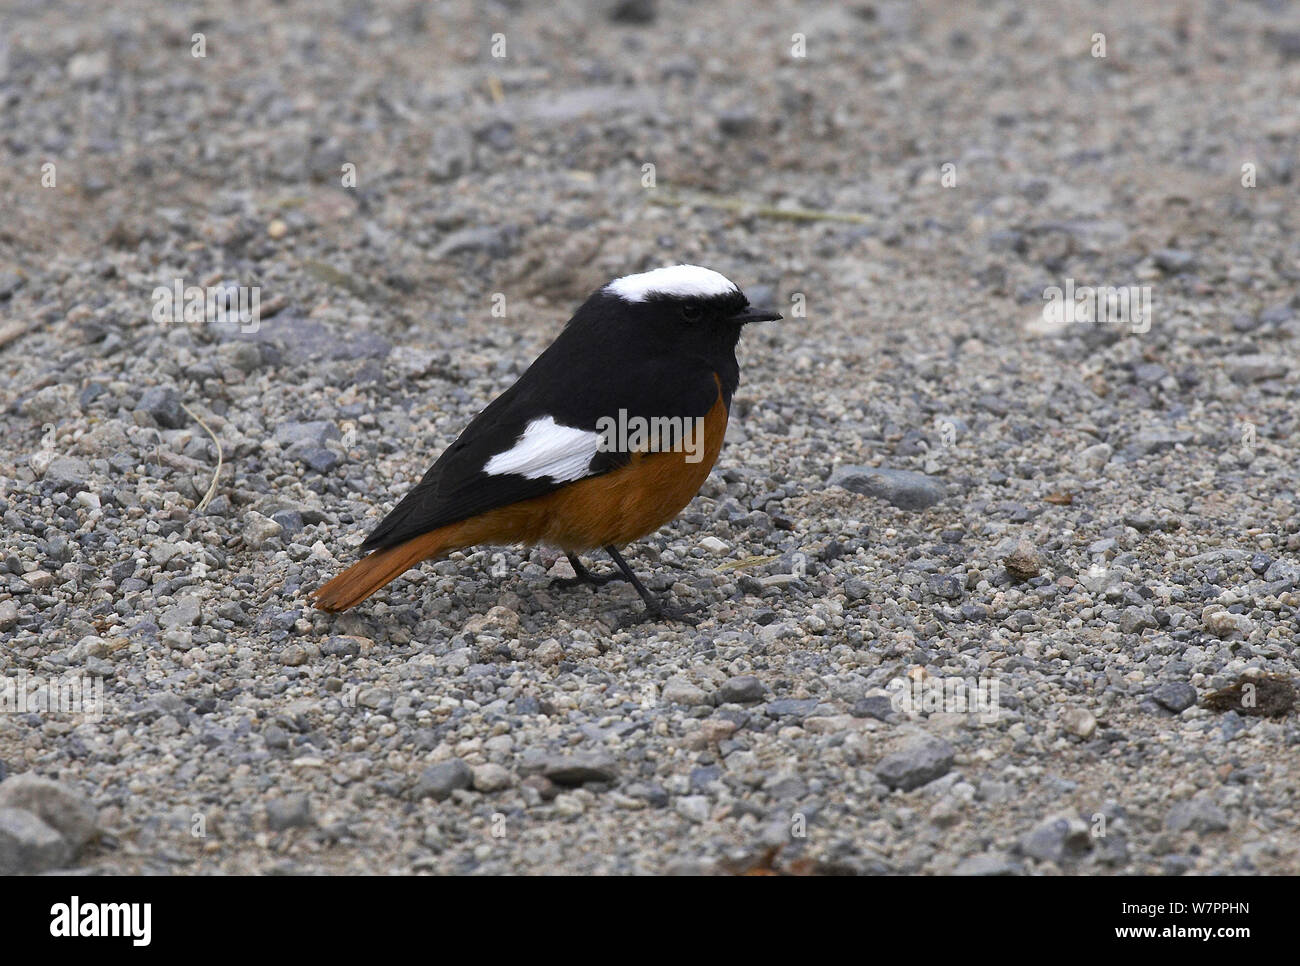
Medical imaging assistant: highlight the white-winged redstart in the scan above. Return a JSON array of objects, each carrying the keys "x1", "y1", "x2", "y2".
[{"x1": 311, "y1": 264, "x2": 782, "y2": 622}]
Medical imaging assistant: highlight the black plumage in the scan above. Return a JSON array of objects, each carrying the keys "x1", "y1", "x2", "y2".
[{"x1": 360, "y1": 286, "x2": 769, "y2": 553}]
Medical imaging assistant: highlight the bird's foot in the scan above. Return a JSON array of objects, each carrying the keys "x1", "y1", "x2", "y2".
[
  {"x1": 550, "y1": 556, "x2": 625, "y2": 590},
  {"x1": 617, "y1": 600, "x2": 704, "y2": 629},
  {"x1": 551, "y1": 572, "x2": 623, "y2": 590}
]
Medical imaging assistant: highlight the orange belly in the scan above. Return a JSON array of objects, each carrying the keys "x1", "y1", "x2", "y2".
[
  {"x1": 449, "y1": 384, "x2": 729, "y2": 550},
  {"x1": 312, "y1": 379, "x2": 730, "y2": 612}
]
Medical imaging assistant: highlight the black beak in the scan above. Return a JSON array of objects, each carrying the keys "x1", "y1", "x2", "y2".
[{"x1": 730, "y1": 306, "x2": 783, "y2": 325}]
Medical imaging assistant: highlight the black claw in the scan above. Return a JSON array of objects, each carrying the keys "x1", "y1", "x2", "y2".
[
  {"x1": 551, "y1": 553, "x2": 625, "y2": 590},
  {"x1": 617, "y1": 601, "x2": 704, "y2": 628},
  {"x1": 550, "y1": 572, "x2": 619, "y2": 589},
  {"x1": 599, "y1": 545, "x2": 705, "y2": 626}
]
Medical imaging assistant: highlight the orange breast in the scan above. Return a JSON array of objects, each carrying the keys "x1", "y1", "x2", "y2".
[{"x1": 446, "y1": 379, "x2": 729, "y2": 552}]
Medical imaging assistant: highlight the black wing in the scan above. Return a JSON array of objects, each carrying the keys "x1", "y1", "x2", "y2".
[{"x1": 360, "y1": 320, "x2": 724, "y2": 552}]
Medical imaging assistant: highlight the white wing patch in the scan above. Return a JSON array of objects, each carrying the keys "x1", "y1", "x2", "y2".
[
  {"x1": 605, "y1": 264, "x2": 739, "y2": 303},
  {"x1": 483, "y1": 416, "x2": 600, "y2": 482}
]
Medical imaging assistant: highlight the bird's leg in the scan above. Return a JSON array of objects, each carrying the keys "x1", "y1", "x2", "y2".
[
  {"x1": 550, "y1": 552, "x2": 624, "y2": 589},
  {"x1": 604, "y1": 545, "x2": 701, "y2": 626}
]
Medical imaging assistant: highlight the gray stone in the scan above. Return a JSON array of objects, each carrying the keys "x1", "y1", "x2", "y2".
[
  {"x1": 25, "y1": 384, "x2": 76, "y2": 423},
  {"x1": 661, "y1": 677, "x2": 710, "y2": 706},
  {"x1": 266, "y1": 793, "x2": 313, "y2": 830},
  {"x1": 355, "y1": 687, "x2": 391, "y2": 709},
  {"x1": 0, "y1": 807, "x2": 71, "y2": 874},
  {"x1": 1060, "y1": 707, "x2": 1097, "y2": 739},
  {"x1": 243, "y1": 511, "x2": 283, "y2": 550},
  {"x1": 541, "y1": 751, "x2": 618, "y2": 786},
  {"x1": 297, "y1": 447, "x2": 342, "y2": 473},
  {"x1": 828, "y1": 466, "x2": 946, "y2": 510},
  {"x1": 1166, "y1": 795, "x2": 1229, "y2": 834},
  {"x1": 416, "y1": 759, "x2": 473, "y2": 800},
  {"x1": 1152, "y1": 681, "x2": 1197, "y2": 713},
  {"x1": 609, "y1": 0, "x2": 657, "y2": 24},
  {"x1": 1119, "y1": 606, "x2": 1157, "y2": 635},
  {"x1": 433, "y1": 226, "x2": 514, "y2": 259},
  {"x1": 1133, "y1": 363, "x2": 1168, "y2": 386},
  {"x1": 1153, "y1": 249, "x2": 1196, "y2": 273},
  {"x1": 496, "y1": 86, "x2": 656, "y2": 126},
  {"x1": 149, "y1": 696, "x2": 188, "y2": 717},
  {"x1": 1125, "y1": 428, "x2": 1192, "y2": 457},
  {"x1": 277, "y1": 645, "x2": 308, "y2": 667},
  {"x1": 842, "y1": 577, "x2": 871, "y2": 601},
  {"x1": 1123, "y1": 510, "x2": 1159, "y2": 532},
  {"x1": 717, "y1": 108, "x2": 759, "y2": 137},
  {"x1": 428, "y1": 126, "x2": 474, "y2": 182},
  {"x1": 765, "y1": 773, "x2": 808, "y2": 799},
  {"x1": 274, "y1": 420, "x2": 339, "y2": 448},
  {"x1": 1203, "y1": 608, "x2": 1254, "y2": 638},
  {"x1": 159, "y1": 595, "x2": 201, "y2": 629},
  {"x1": 233, "y1": 318, "x2": 389, "y2": 363},
  {"x1": 0, "y1": 270, "x2": 24, "y2": 299},
  {"x1": 875, "y1": 736, "x2": 954, "y2": 791},
  {"x1": 216, "y1": 341, "x2": 263, "y2": 374},
  {"x1": 928, "y1": 573, "x2": 963, "y2": 599},
  {"x1": 718, "y1": 675, "x2": 766, "y2": 704},
  {"x1": 471, "y1": 764, "x2": 512, "y2": 792},
  {"x1": 321, "y1": 636, "x2": 361, "y2": 658},
  {"x1": 162, "y1": 629, "x2": 193, "y2": 650},
  {"x1": 43, "y1": 456, "x2": 91, "y2": 490},
  {"x1": 271, "y1": 509, "x2": 305, "y2": 536},
  {"x1": 765, "y1": 698, "x2": 819, "y2": 717},
  {"x1": 476, "y1": 119, "x2": 515, "y2": 151},
  {"x1": 67, "y1": 50, "x2": 109, "y2": 81},
  {"x1": 674, "y1": 795, "x2": 710, "y2": 823},
  {"x1": 262, "y1": 725, "x2": 290, "y2": 749},
  {"x1": 1267, "y1": 30, "x2": 1300, "y2": 60},
  {"x1": 853, "y1": 694, "x2": 896, "y2": 721},
  {"x1": 1020, "y1": 814, "x2": 1091, "y2": 863},
  {"x1": 1263, "y1": 559, "x2": 1300, "y2": 587},
  {"x1": 22, "y1": 570, "x2": 54, "y2": 591},
  {"x1": 0, "y1": 775, "x2": 96, "y2": 850},
  {"x1": 1227, "y1": 354, "x2": 1288, "y2": 384},
  {"x1": 953, "y1": 851, "x2": 1018, "y2": 875},
  {"x1": 1260, "y1": 302, "x2": 1295, "y2": 326},
  {"x1": 136, "y1": 386, "x2": 185, "y2": 428},
  {"x1": 1072, "y1": 442, "x2": 1112, "y2": 477}
]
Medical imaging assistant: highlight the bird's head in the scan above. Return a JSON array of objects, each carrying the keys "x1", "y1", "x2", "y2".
[{"x1": 589, "y1": 264, "x2": 782, "y2": 353}]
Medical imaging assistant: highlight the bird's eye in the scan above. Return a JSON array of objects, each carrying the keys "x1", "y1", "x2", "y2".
[{"x1": 680, "y1": 302, "x2": 702, "y2": 322}]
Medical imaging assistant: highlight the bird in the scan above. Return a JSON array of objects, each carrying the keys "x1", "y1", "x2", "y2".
[{"x1": 310, "y1": 264, "x2": 782, "y2": 622}]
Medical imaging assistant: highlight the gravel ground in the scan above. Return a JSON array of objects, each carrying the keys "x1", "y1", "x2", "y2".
[{"x1": 2, "y1": 0, "x2": 1300, "y2": 875}]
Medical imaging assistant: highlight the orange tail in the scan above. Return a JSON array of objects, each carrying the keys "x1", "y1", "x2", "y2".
[{"x1": 311, "y1": 528, "x2": 456, "y2": 612}]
